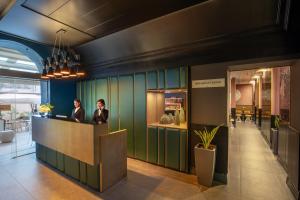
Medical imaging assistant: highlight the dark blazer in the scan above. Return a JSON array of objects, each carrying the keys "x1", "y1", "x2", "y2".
[
  {"x1": 71, "y1": 107, "x2": 85, "y2": 122},
  {"x1": 92, "y1": 108, "x2": 109, "y2": 124}
]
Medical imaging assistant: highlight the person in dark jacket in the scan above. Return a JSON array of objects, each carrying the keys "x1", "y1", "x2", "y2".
[
  {"x1": 71, "y1": 98, "x2": 85, "y2": 122},
  {"x1": 92, "y1": 99, "x2": 109, "y2": 124}
]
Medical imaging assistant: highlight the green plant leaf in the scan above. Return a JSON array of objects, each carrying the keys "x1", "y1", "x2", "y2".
[{"x1": 193, "y1": 124, "x2": 223, "y2": 149}]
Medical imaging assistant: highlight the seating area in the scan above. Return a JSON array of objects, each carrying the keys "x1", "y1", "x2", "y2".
[{"x1": 236, "y1": 105, "x2": 254, "y2": 122}]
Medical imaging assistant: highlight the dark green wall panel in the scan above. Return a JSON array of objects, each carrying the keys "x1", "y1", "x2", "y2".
[
  {"x1": 148, "y1": 127, "x2": 158, "y2": 164},
  {"x1": 147, "y1": 71, "x2": 158, "y2": 89},
  {"x1": 46, "y1": 147, "x2": 57, "y2": 167},
  {"x1": 166, "y1": 128, "x2": 180, "y2": 170},
  {"x1": 95, "y1": 78, "x2": 109, "y2": 109},
  {"x1": 82, "y1": 81, "x2": 87, "y2": 119},
  {"x1": 166, "y1": 68, "x2": 180, "y2": 89},
  {"x1": 180, "y1": 67, "x2": 187, "y2": 88},
  {"x1": 86, "y1": 80, "x2": 93, "y2": 121},
  {"x1": 158, "y1": 128, "x2": 165, "y2": 166},
  {"x1": 180, "y1": 130, "x2": 188, "y2": 172},
  {"x1": 56, "y1": 152, "x2": 64, "y2": 172},
  {"x1": 80, "y1": 162, "x2": 87, "y2": 184},
  {"x1": 158, "y1": 70, "x2": 165, "y2": 89},
  {"x1": 87, "y1": 164, "x2": 99, "y2": 190},
  {"x1": 64, "y1": 155, "x2": 80, "y2": 180},
  {"x1": 109, "y1": 77, "x2": 119, "y2": 132},
  {"x1": 119, "y1": 75, "x2": 134, "y2": 157},
  {"x1": 36, "y1": 143, "x2": 46, "y2": 161},
  {"x1": 76, "y1": 82, "x2": 81, "y2": 99},
  {"x1": 134, "y1": 73, "x2": 147, "y2": 160},
  {"x1": 91, "y1": 80, "x2": 96, "y2": 116}
]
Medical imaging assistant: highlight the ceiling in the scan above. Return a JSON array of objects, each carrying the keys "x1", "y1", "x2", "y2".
[
  {"x1": 231, "y1": 69, "x2": 271, "y2": 84},
  {"x1": 0, "y1": 0, "x2": 206, "y2": 46}
]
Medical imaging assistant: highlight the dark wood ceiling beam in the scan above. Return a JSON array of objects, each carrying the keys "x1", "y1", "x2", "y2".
[{"x1": 20, "y1": 3, "x2": 95, "y2": 39}]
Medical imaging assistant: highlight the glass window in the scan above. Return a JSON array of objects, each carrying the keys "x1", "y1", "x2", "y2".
[{"x1": 0, "y1": 47, "x2": 39, "y2": 73}]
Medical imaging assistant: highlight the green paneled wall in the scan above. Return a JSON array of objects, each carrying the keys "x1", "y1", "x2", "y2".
[
  {"x1": 180, "y1": 67, "x2": 187, "y2": 88},
  {"x1": 158, "y1": 128, "x2": 165, "y2": 166},
  {"x1": 148, "y1": 127, "x2": 158, "y2": 164},
  {"x1": 64, "y1": 155, "x2": 80, "y2": 180},
  {"x1": 76, "y1": 66, "x2": 188, "y2": 171},
  {"x1": 82, "y1": 81, "x2": 87, "y2": 119},
  {"x1": 46, "y1": 147, "x2": 57, "y2": 167},
  {"x1": 180, "y1": 130, "x2": 188, "y2": 172},
  {"x1": 76, "y1": 82, "x2": 81, "y2": 99},
  {"x1": 166, "y1": 128, "x2": 180, "y2": 170},
  {"x1": 119, "y1": 75, "x2": 134, "y2": 157},
  {"x1": 36, "y1": 144, "x2": 100, "y2": 190},
  {"x1": 109, "y1": 77, "x2": 119, "y2": 132},
  {"x1": 87, "y1": 164, "x2": 100, "y2": 190},
  {"x1": 134, "y1": 73, "x2": 147, "y2": 160},
  {"x1": 166, "y1": 68, "x2": 180, "y2": 89},
  {"x1": 86, "y1": 81, "x2": 93, "y2": 121},
  {"x1": 147, "y1": 71, "x2": 158, "y2": 89},
  {"x1": 56, "y1": 152, "x2": 64, "y2": 172},
  {"x1": 80, "y1": 162, "x2": 87, "y2": 184},
  {"x1": 158, "y1": 70, "x2": 165, "y2": 89},
  {"x1": 95, "y1": 78, "x2": 109, "y2": 108}
]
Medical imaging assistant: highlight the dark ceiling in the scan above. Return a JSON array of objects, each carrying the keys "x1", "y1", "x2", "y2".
[{"x1": 0, "y1": 0, "x2": 206, "y2": 46}]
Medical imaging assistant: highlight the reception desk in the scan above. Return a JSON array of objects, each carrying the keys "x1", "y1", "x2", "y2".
[{"x1": 32, "y1": 116, "x2": 127, "y2": 192}]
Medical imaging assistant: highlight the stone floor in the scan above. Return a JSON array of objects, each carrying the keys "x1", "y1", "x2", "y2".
[{"x1": 0, "y1": 122, "x2": 295, "y2": 200}]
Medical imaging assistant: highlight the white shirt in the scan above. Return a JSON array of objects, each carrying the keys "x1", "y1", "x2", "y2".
[
  {"x1": 98, "y1": 109, "x2": 101, "y2": 116},
  {"x1": 75, "y1": 107, "x2": 80, "y2": 113}
]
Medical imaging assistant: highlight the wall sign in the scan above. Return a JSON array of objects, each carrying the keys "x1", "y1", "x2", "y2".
[{"x1": 192, "y1": 78, "x2": 225, "y2": 88}]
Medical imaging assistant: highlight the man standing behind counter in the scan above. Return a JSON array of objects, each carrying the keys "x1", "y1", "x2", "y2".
[
  {"x1": 71, "y1": 98, "x2": 85, "y2": 122},
  {"x1": 92, "y1": 99, "x2": 109, "y2": 124}
]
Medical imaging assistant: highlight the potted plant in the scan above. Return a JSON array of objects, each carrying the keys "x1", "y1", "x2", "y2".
[
  {"x1": 39, "y1": 103, "x2": 54, "y2": 117},
  {"x1": 271, "y1": 115, "x2": 280, "y2": 155},
  {"x1": 194, "y1": 125, "x2": 222, "y2": 187}
]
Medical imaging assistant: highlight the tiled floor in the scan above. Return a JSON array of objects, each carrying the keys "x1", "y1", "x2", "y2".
[{"x1": 0, "y1": 122, "x2": 295, "y2": 200}]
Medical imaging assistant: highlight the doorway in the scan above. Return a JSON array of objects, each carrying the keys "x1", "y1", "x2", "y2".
[{"x1": 227, "y1": 64, "x2": 293, "y2": 199}]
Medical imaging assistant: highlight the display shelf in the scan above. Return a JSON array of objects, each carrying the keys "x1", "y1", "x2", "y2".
[{"x1": 148, "y1": 122, "x2": 187, "y2": 130}]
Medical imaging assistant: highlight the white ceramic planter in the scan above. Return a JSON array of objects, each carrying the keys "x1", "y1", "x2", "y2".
[{"x1": 194, "y1": 144, "x2": 216, "y2": 187}]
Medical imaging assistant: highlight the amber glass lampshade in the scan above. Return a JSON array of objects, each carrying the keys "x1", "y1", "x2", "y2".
[
  {"x1": 41, "y1": 68, "x2": 49, "y2": 79},
  {"x1": 54, "y1": 63, "x2": 62, "y2": 76},
  {"x1": 46, "y1": 66, "x2": 54, "y2": 77},
  {"x1": 69, "y1": 67, "x2": 77, "y2": 77},
  {"x1": 76, "y1": 65, "x2": 85, "y2": 76},
  {"x1": 61, "y1": 61, "x2": 70, "y2": 75}
]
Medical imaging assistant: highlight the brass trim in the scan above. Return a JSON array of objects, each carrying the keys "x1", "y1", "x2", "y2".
[{"x1": 100, "y1": 162, "x2": 103, "y2": 192}]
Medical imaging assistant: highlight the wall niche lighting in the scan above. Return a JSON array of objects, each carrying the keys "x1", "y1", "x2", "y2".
[{"x1": 41, "y1": 29, "x2": 85, "y2": 80}]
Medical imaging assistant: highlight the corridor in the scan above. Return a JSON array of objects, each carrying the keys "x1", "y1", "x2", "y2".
[{"x1": 228, "y1": 122, "x2": 294, "y2": 200}]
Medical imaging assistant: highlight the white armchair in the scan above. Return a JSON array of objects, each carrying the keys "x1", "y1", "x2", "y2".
[{"x1": 0, "y1": 130, "x2": 15, "y2": 143}]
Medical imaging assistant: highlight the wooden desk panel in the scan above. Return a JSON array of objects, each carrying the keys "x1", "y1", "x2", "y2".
[{"x1": 32, "y1": 116, "x2": 108, "y2": 165}]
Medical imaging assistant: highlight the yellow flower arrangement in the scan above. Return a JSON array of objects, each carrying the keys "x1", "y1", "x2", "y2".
[{"x1": 39, "y1": 103, "x2": 54, "y2": 113}]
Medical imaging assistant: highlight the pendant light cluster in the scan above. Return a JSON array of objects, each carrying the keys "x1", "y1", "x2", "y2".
[{"x1": 41, "y1": 29, "x2": 85, "y2": 79}]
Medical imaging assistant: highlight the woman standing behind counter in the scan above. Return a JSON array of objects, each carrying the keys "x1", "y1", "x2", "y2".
[
  {"x1": 71, "y1": 98, "x2": 85, "y2": 122},
  {"x1": 92, "y1": 99, "x2": 109, "y2": 124}
]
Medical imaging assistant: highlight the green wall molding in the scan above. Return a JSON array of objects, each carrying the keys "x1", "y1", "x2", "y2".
[{"x1": 76, "y1": 66, "x2": 188, "y2": 170}]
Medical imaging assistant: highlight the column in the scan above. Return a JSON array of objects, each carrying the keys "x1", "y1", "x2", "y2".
[{"x1": 231, "y1": 78, "x2": 236, "y2": 127}]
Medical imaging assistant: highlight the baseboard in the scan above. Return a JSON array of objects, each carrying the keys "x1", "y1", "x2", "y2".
[
  {"x1": 214, "y1": 172, "x2": 227, "y2": 184},
  {"x1": 287, "y1": 176, "x2": 300, "y2": 200}
]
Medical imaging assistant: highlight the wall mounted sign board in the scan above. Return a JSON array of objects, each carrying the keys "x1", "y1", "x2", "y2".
[{"x1": 192, "y1": 78, "x2": 225, "y2": 88}]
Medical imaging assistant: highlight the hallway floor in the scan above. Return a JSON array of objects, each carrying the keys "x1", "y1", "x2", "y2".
[{"x1": 0, "y1": 122, "x2": 295, "y2": 200}]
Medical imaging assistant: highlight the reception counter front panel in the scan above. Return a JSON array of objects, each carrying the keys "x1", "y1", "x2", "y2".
[
  {"x1": 32, "y1": 116, "x2": 108, "y2": 165},
  {"x1": 32, "y1": 116, "x2": 127, "y2": 192}
]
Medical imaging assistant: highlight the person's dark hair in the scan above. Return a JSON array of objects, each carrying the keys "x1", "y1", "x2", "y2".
[
  {"x1": 97, "y1": 99, "x2": 105, "y2": 106},
  {"x1": 74, "y1": 98, "x2": 81, "y2": 105}
]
